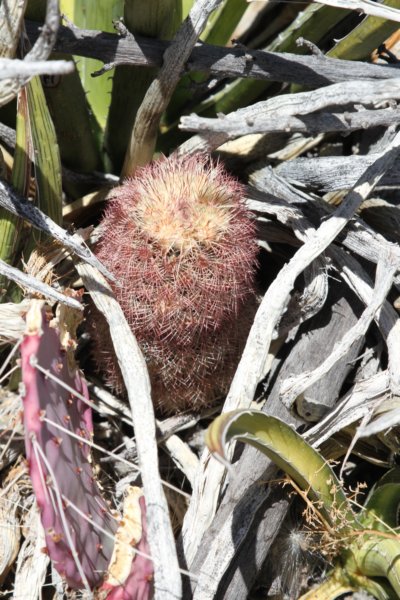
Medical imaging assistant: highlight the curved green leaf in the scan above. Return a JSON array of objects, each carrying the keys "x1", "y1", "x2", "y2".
[
  {"x1": 299, "y1": 567, "x2": 396, "y2": 599},
  {"x1": 355, "y1": 538, "x2": 400, "y2": 597},
  {"x1": 361, "y1": 468, "x2": 400, "y2": 530},
  {"x1": 299, "y1": 570, "x2": 356, "y2": 599},
  {"x1": 206, "y1": 409, "x2": 355, "y2": 530}
]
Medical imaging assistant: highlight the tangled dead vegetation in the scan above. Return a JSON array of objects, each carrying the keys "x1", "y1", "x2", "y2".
[{"x1": 1, "y1": 0, "x2": 400, "y2": 598}]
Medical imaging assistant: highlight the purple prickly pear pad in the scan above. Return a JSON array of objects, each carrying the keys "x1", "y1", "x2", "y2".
[{"x1": 21, "y1": 302, "x2": 117, "y2": 590}]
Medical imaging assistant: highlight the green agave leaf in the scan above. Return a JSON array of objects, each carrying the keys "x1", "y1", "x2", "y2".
[
  {"x1": 104, "y1": 0, "x2": 181, "y2": 173},
  {"x1": 182, "y1": 0, "x2": 193, "y2": 19},
  {"x1": 186, "y1": 3, "x2": 351, "y2": 120},
  {"x1": 299, "y1": 568, "x2": 356, "y2": 600},
  {"x1": 0, "y1": 0, "x2": 29, "y2": 297},
  {"x1": 40, "y1": 59, "x2": 104, "y2": 198},
  {"x1": 26, "y1": 76, "x2": 62, "y2": 225},
  {"x1": 23, "y1": 4, "x2": 63, "y2": 226},
  {"x1": 26, "y1": 0, "x2": 102, "y2": 196},
  {"x1": 159, "y1": 0, "x2": 249, "y2": 145},
  {"x1": 60, "y1": 0, "x2": 124, "y2": 135},
  {"x1": 201, "y1": 0, "x2": 247, "y2": 45},
  {"x1": 0, "y1": 72, "x2": 62, "y2": 297},
  {"x1": 206, "y1": 409, "x2": 355, "y2": 530},
  {"x1": 300, "y1": 567, "x2": 396, "y2": 600},
  {"x1": 328, "y1": 0, "x2": 400, "y2": 61},
  {"x1": 355, "y1": 538, "x2": 400, "y2": 597},
  {"x1": 363, "y1": 468, "x2": 400, "y2": 530},
  {"x1": 0, "y1": 87, "x2": 31, "y2": 301}
]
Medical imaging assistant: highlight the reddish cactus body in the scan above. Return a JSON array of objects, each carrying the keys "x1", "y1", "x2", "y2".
[
  {"x1": 92, "y1": 154, "x2": 258, "y2": 413},
  {"x1": 21, "y1": 303, "x2": 117, "y2": 589}
]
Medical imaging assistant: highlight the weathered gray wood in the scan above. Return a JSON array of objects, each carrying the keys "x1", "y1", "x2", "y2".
[
  {"x1": 360, "y1": 198, "x2": 400, "y2": 244},
  {"x1": 274, "y1": 154, "x2": 400, "y2": 192},
  {"x1": 180, "y1": 79, "x2": 400, "y2": 141},
  {"x1": 213, "y1": 300, "x2": 377, "y2": 599},
  {"x1": 251, "y1": 174, "x2": 400, "y2": 387},
  {"x1": 181, "y1": 106, "x2": 400, "y2": 139},
  {"x1": 284, "y1": 285, "x2": 365, "y2": 421},
  {"x1": 280, "y1": 255, "x2": 398, "y2": 409},
  {"x1": 26, "y1": 21, "x2": 400, "y2": 88},
  {"x1": 188, "y1": 464, "x2": 290, "y2": 600},
  {"x1": 0, "y1": 122, "x2": 16, "y2": 149},
  {"x1": 187, "y1": 279, "x2": 362, "y2": 599},
  {"x1": 0, "y1": 259, "x2": 83, "y2": 310},
  {"x1": 182, "y1": 121, "x2": 400, "y2": 575},
  {"x1": 306, "y1": 371, "x2": 390, "y2": 448},
  {"x1": 250, "y1": 166, "x2": 400, "y2": 274},
  {"x1": 360, "y1": 401, "x2": 400, "y2": 437},
  {"x1": 185, "y1": 344, "x2": 302, "y2": 599},
  {"x1": 328, "y1": 246, "x2": 400, "y2": 395},
  {"x1": 186, "y1": 80, "x2": 400, "y2": 122}
]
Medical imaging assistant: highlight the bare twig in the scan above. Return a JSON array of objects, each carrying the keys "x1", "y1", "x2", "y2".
[
  {"x1": 163, "y1": 436, "x2": 199, "y2": 488},
  {"x1": 0, "y1": 259, "x2": 83, "y2": 310},
  {"x1": 27, "y1": 21, "x2": 400, "y2": 89},
  {"x1": 0, "y1": 0, "x2": 62, "y2": 107},
  {"x1": 0, "y1": 58, "x2": 74, "y2": 78},
  {"x1": 26, "y1": 0, "x2": 60, "y2": 61},
  {"x1": 181, "y1": 79, "x2": 400, "y2": 136},
  {"x1": 0, "y1": 179, "x2": 114, "y2": 281},
  {"x1": 181, "y1": 129, "x2": 400, "y2": 567},
  {"x1": 76, "y1": 262, "x2": 182, "y2": 600},
  {"x1": 121, "y1": 0, "x2": 225, "y2": 175},
  {"x1": 180, "y1": 106, "x2": 400, "y2": 139}
]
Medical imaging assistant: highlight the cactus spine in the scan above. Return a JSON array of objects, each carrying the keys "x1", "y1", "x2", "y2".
[{"x1": 91, "y1": 154, "x2": 258, "y2": 413}]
